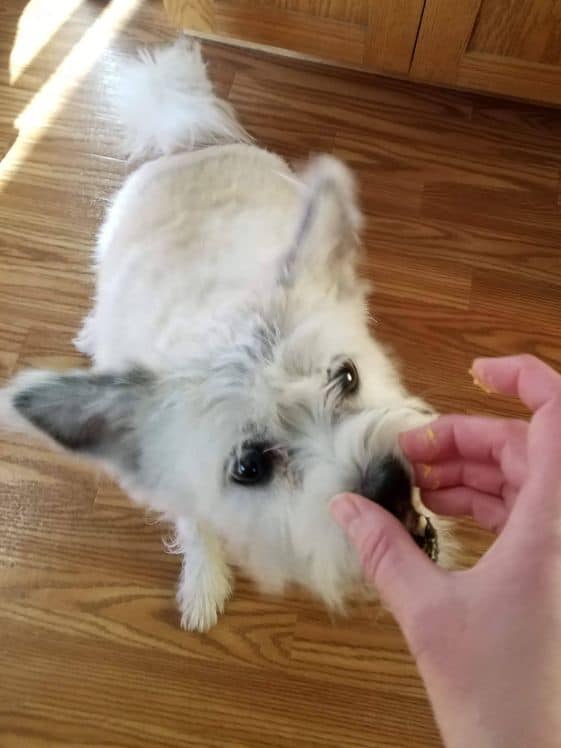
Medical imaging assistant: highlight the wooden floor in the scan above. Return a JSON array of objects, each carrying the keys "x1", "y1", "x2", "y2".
[{"x1": 1, "y1": 1, "x2": 561, "y2": 746}]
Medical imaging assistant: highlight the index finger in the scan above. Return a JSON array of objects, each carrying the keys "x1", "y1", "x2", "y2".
[
  {"x1": 400, "y1": 415, "x2": 528, "y2": 464},
  {"x1": 472, "y1": 354, "x2": 561, "y2": 413}
]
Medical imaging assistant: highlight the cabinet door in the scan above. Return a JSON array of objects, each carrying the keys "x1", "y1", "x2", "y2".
[
  {"x1": 411, "y1": 0, "x2": 561, "y2": 105},
  {"x1": 164, "y1": 0, "x2": 424, "y2": 74}
]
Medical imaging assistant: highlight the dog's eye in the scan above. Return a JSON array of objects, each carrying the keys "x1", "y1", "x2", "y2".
[
  {"x1": 231, "y1": 445, "x2": 274, "y2": 486},
  {"x1": 333, "y1": 359, "x2": 359, "y2": 396}
]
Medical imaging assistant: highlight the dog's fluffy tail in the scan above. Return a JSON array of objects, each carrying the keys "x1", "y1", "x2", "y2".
[{"x1": 117, "y1": 38, "x2": 251, "y2": 160}]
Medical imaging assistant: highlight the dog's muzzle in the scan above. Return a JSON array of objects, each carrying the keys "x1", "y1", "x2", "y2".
[{"x1": 359, "y1": 455, "x2": 439, "y2": 562}]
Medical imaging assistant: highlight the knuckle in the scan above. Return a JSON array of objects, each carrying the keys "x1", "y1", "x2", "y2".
[
  {"x1": 519, "y1": 354, "x2": 561, "y2": 389},
  {"x1": 519, "y1": 353, "x2": 539, "y2": 368}
]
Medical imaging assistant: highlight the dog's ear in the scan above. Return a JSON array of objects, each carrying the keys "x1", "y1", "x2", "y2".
[
  {"x1": 0, "y1": 368, "x2": 155, "y2": 473},
  {"x1": 279, "y1": 156, "x2": 363, "y2": 291}
]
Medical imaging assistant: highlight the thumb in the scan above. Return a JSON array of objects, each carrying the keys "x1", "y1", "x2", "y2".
[{"x1": 330, "y1": 493, "x2": 445, "y2": 632}]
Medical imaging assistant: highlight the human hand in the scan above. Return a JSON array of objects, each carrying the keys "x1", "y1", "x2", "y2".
[{"x1": 331, "y1": 355, "x2": 561, "y2": 748}]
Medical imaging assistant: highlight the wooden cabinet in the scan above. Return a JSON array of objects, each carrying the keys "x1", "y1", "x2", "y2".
[
  {"x1": 163, "y1": 1, "x2": 425, "y2": 73},
  {"x1": 411, "y1": 0, "x2": 561, "y2": 104},
  {"x1": 164, "y1": 0, "x2": 561, "y2": 105}
]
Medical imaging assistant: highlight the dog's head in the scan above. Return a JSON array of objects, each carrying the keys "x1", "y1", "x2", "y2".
[{"x1": 0, "y1": 157, "x2": 442, "y2": 607}]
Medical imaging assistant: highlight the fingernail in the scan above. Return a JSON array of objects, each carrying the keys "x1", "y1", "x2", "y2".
[
  {"x1": 330, "y1": 494, "x2": 361, "y2": 529},
  {"x1": 469, "y1": 366, "x2": 494, "y2": 394},
  {"x1": 426, "y1": 426, "x2": 436, "y2": 444}
]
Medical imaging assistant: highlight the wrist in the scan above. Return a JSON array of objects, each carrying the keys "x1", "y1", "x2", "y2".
[{"x1": 421, "y1": 664, "x2": 561, "y2": 748}]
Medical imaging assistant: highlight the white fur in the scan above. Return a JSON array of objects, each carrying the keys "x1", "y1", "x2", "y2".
[
  {"x1": 170, "y1": 519, "x2": 233, "y2": 631},
  {"x1": 116, "y1": 38, "x2": 251, "y2": 160},
  {"x1": 0, "y1": 41, "x2": 453, "y2": 631}
]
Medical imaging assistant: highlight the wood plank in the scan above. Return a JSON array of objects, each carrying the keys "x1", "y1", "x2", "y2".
[
  {"x1": 459, "y1": 52, "x2": 561, "y2": 107},
  {"x1": 410, "y1": 0, "x2": 482, "y2": 82},
  {"x1": 468, "y1": 267, "x2": 561, "y2": 367},
  {"x1": 468, "y1": 0, "x2": 561, "y2": 66},
  {"x1": 164, "y1": 0, "x2": 370, "y2": 29},
  {"x1": 364, "y1": 0, "x2": 425, "y2": 74},
  {"x1": 213, "y1": 0, "x2": 366, "y2": 65},
  {"x1": 411, "y1": 0, "x2": 561, "y2": 105},
  {"x1": 234, "y1": 1, "x2": 369, "y2": 25},
  {"x1": 163, "y1": 0, "x2": 216, "y2": 31},
  {"x1": 165, "y1": 0, "x2": 422, "y2": 76},
  {"x1": 0, "y1": 625, "x2": 438, "y2": 747}
]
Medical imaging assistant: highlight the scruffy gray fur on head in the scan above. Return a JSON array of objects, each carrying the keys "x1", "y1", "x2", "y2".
[{"x1": 0, "y1": 40, "x2": 453, "y2": 632}]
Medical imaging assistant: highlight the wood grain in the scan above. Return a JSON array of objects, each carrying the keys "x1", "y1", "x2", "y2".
[
  {"x1": 458, "y1": 53, "x2": 561, "y2": 108},
  {"x1": 410, "y1": 0, "x2": 483, "y2": 82},
  {"x1": 165, "y1": 0, "x2": 561, "y2": 105},
  {"x1": 1, "y1": 1, "x2": 561, "y2": 746},
  {"x1": 411, "y1": 0, "x2": 561, "y2": 105},
  {"x1": 212, "y1": 0, "x2": 366, "y2": 66},
  {"x1": 469, "y1": 0, "x2": 561, "y2": 66},
  {"x1": 242, "y1": 0, "x2": 369, "y2": 25},
  {"x1": 165, "y1": 0, "x2": 424, "y2": 73},
  {"x1": 364, "y1": 0, "x2": 425, "y2": 74},
  {"x1": 163, "y1": 0, "x2": 216, "y2": 31}
]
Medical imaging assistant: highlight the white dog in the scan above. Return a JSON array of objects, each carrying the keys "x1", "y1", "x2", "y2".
[{"x1": 0, "y1": 41, "x2": 450, "y2": 631}]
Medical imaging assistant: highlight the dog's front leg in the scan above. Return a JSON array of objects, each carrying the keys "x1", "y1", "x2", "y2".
[{"x1": 173, "y1": 518, "x2": 233, "y2": 632}]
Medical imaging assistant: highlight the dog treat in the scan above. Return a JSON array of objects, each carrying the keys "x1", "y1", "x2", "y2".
[{"x1": 414, "y1": 515, "x2": 439, "y2": 562}]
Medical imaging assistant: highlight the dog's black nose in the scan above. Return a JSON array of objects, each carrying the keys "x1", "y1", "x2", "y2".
[
  {"x1": 360, "y1": 455, "x2": 412, "y2": 525},
  {"x1": 359, "y1": 455, "x2": 439, "y2": 562}
]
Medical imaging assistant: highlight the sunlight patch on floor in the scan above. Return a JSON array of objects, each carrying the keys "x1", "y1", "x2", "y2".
[
  {"x1": 10, "y1": 0, "x2": 85, "y2": 84},
  {"x1": 1, "y1": 0, "x2": 142, "y2": 190}
]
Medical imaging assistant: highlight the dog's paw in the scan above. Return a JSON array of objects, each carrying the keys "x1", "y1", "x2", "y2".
[{"x1": 176, "y1": 569, "x2": 232, "y2": 632}]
